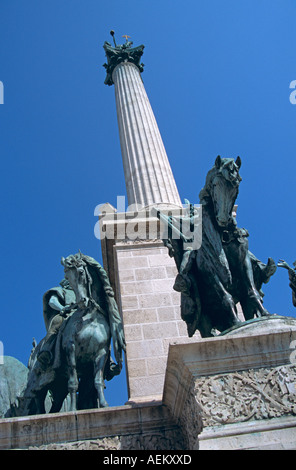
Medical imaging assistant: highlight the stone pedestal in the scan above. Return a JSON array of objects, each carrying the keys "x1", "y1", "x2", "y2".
[
  {"x1": 163, "y1": 316, "x2": 296, "y2": 450},
  {"x1": 0, "y1": 402, "x2": 189, "y2": 450},
  {"x1": 99, "y1": 207, "x2": 201, "y2": 403}
]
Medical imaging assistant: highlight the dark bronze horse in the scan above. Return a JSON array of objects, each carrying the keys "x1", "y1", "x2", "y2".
[
  {"x1": 15, "y1": 253, "x2": 125, "y2": 416},
  {"x1": 164, "y1": 156, "x2": 276, "y2": 337}
]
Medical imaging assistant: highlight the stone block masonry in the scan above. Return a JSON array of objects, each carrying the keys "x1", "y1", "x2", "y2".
[{"x1": 114, "y1": 241, "x2": 201, "y2": 402}]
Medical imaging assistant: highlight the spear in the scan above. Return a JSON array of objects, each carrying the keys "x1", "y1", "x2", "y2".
[{"x1": 110, "y1": 30, "x2": 117, "y2": 47}]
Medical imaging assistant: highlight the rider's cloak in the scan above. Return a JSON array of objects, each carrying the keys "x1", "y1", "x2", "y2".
[{"x1": 43, "y1": 283, "x2": 76, "y2": 332}]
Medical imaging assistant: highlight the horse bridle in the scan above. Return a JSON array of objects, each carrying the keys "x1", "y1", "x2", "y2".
[{"x1": 65, "y1": 261, "x2": 106, "y2": 316}]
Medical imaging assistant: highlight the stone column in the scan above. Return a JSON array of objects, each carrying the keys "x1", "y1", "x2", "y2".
[
  {"x1": 103, "y1": 40, "x2": 181, "y2": 209},
  {"x1": 102, "y1": 39, "x2": 186, "y2": 403}
]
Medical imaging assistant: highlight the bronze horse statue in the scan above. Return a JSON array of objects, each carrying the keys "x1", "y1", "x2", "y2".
[
  {"x1": 15, "y1": 253, "x2": 125, "y2": 415},
  {"x1": 162, "y1": 156, "x2": 276, "y2": 337}
]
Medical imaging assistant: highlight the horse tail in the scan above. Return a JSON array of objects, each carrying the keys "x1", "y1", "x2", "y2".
[{"x1": 105, "y1": 294, "x2": 126, "y2": 367}]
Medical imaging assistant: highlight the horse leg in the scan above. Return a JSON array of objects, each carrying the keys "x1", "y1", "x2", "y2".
[
  {"x1": 216, "y1": 277, "x2": 240, "y2": 330},
  {"x1": 49, "y1": 381, "x2": 68, "y2": 413},
  {"x1": 198, "y1": 314, "x2": 214, "y2": 338},
  {"x1": 241, "y1": 254, "x2": 270, "y2": 319},
  {"x1": 35, "y1": 394, "x2": 46, "y2": 415},
  {"x1": 49, "y1": 394, "x2": 65, "y2": 413},
  {"x1": 66, "y1": 341, "x2": 78, "y2": 411},
  {"x1": 94, "y1": 348, "x2": 109, "y2": 408},
  {"x1": 226, "y1": 239, "x2": 269, "y2": 320}
]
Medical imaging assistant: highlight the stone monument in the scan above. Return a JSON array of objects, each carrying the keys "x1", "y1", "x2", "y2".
[
  {"x1": 99, "y1": 32, "x2": 296, "y2": 449},
  {"x1": 156, "y1": 155, "x2": 277, "y2": 338},
  {"x1": 1, "y1": 32, "x2": 296, "y2": 451},
  {"x1": 0, "y1": 357, "x2": 28, "y2": 418},
  {"x1": 278, "y1": 259, "x2": 296, "y2": 307},
  {"x1": 14, "y1": 252, "x2": 126, "y2": 416}
]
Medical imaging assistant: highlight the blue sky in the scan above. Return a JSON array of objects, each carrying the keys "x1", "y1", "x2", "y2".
[{"x1": 0, "y1": 0, "x2": 295, "y2": 407}]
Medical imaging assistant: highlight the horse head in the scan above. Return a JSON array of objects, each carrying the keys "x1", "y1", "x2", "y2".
[
  {"x1": 201, "y1": 155, "x2": 242, "y2": 229},
  {"x1": 61, "y1": 252, "x2": 92, "y2": 309}
]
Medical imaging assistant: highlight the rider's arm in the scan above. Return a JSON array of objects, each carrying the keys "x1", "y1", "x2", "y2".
[{"x1": 48, "y1": 295, "x2": 65, "y2": 313}]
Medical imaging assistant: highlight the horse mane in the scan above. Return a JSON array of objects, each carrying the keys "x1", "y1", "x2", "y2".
[
  {"x1": 199, "y1": 165, "x2": 218, "y2": 204},
  {"x1": 79, "y1": 254, "x2": 115, "y2": 300}
]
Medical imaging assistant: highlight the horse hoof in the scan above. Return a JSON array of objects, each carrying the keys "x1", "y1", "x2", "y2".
[
  {"x1": 257, "y1": 309, "x2": 271, "y2": 318},
  {"x1": 99, "y1": 400, "x2": 109, "y2": 408}
]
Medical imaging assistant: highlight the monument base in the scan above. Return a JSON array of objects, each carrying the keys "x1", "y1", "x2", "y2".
[
  {"x1": 0, "y1": 401, "x2": 189, "y2": 450},
  {"x1": 199, "y1": 415, "x2": 296, "y2": 450},
  {"x1": 163, "y1": 315, "x2": 296, "y2": 450},
  {"x1": 1, "y1": 316, "x2": 296, "y2": 450}
]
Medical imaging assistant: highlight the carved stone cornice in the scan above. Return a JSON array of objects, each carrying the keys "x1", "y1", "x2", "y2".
[{"x1": 103, "y1": 41, "x2": 145, "y2": 86}]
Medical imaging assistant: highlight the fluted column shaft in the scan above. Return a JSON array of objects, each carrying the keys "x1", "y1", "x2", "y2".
[{"x1": 112, "y1": 62, "x2": 181, "y2": 209}]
